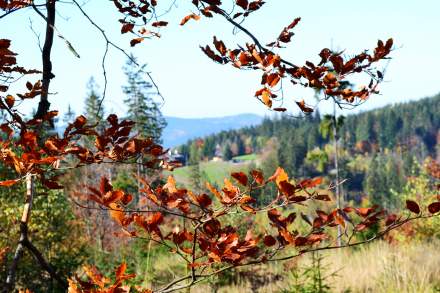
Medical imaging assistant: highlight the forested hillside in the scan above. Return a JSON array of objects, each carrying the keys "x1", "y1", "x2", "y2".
[{"x1": 178, "y1": 93, "x2": 440, "y2": 207}]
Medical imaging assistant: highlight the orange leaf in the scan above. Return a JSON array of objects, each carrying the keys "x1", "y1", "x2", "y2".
[
  {"x1": 109, "y1": 203, "x2": 126, "y2": 225},
  {"x1": 251, "y1": 49, "x2": 263, "y2": 64},
  {"x1": 266, "y1": 73, "x2": 280, "y2": 88},
  {"x1": 115, "y1": 262, "x2": 126, "y2": 279},
  {"x1": 5, "y1": 95, "x2": 14, "y2": 108},
  {"x1": 261, "y1": 90, "x2": 272, "y2": 108},
  {"x1": 0, "y1": 179, "x2": 19, "y2": 187},
  {"x1": 180, "y1": 13, "x2": 201, "y2": 26},
  {"x1": 206, "y1": 182, "x2": 223, "y2": 202}
]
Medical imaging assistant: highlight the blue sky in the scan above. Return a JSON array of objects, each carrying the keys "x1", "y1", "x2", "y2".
[{"x1": 2, "y1": 0, "x2": 440, "y2": 118}]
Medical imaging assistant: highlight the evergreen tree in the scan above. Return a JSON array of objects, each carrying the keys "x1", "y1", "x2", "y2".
[
  {"x1": 83, "y1": 77, "x2": 104, "y2": 125},
  {"x1": 63, "y1": 104, "x2": 76, "y2": 124},
  {"x1": 364, "y1": 155, "x2": 388, "y2": 206},
  {"x1": 122, "y1": 56, "x2": 166, "y2": 143},
  {"x1": 223, "y1": 144, "x2": 233, "y2": 161}
]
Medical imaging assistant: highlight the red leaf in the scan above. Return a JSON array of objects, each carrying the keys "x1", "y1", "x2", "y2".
[
  {"x1": 42, "y1": 179, "x2": 63, "y2": 190},
  {"x1": 203, "y1": 219, "x2": 221, "y2": 236},
  {"x1": 115, "y1": 263, "x2": 126, "y2": 279},
  {"x1": 196, "y1": 193, "x2": 212, "y2": 208},
  {"x1": 236, "y1": 0, "x2": 248, "y2": 10},
  {"x1": 385, "y1": 213, "x2": 397, "y2": 226},
  {"x1": 287, "y1": 17, "x2": 301, "y2": 30},
  {"x1": 231, "y1": 172, "x2": 248, "y2": 186},
  {"x1": 250, "y1": 170, "x2": 264, "y2": 185},
  {"x1": 406, "y1": 200, "x2": 420, "y2": 214},
  {"x1": 314, "y1": 194, "x2": 331, "y2": 201},
  {"x1": 263, "y1": 235, "x2": 276, "y2": 247},
  {"x1": 428, "y1": 202, "x2": 440, "y2": 214}
]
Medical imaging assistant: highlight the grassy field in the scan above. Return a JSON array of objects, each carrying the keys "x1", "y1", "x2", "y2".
[
  {"x1": 232, "y1": 153, "x2": 258, "y2": 161},
  {"x1": 169, "y1": 159, "x2": 253, "y2": 186}
]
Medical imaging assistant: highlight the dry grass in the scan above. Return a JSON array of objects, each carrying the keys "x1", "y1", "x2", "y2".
[
  {"x1": 187, "y1": 240, "x2": 440, "y2": 293},
  {"x1": 329, "y1": 240, "x2": 440, "y2": 293}
]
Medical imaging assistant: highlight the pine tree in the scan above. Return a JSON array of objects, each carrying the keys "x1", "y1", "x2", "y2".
[
  {"x1": 122, "y1": 56, "x2": 166, "y2": 144},
  {"x1": 63, "y1": 104, "x2": 76, "y2": 124},
  {"x1": 83, "y1": 77, "x2": 104, "y2": 126}
]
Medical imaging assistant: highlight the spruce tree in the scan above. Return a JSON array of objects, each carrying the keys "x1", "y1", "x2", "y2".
[
  {"x1": 63, "y1": 104, "x2": 76, "y2": 124},
  {"x1": 83, "y1": 77, "x2": 104, "y2": 126},
  {"x1": 122, "y1": 56, "x2": 166, "y2": 144}
]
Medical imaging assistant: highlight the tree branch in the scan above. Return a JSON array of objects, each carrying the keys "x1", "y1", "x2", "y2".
[{"x1": 34, "y1": 0, "x2": 56, "y2": 120}]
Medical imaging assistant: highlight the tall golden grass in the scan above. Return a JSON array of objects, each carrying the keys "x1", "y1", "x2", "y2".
[{"x1": 188, "y1": 240, "x2": 440, "y2": 293}]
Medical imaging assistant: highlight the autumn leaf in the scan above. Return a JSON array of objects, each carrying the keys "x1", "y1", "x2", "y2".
[
  {"x1": 296, "y1": 99, "x2": 313, "y2": 113},
  {"x1": 121, "y1": 23, "x2": 134, "y2": 34},
  {"x1": 152, "y1": 21, "x2": 168, "y2": 27},
  {"x1": 0, "y1": 179, "x2": 20, "y2": 187},
  {"x1": 5, "y1": 95, "x2": 14, "y2": 108},
  {"x1": 213, "y1": 36, "x2": 227, "y2": 56},
  {"x1": 406, "y1": 200, "x2": 420, "y2": 214},
  {"x1": 428, "y1": 202, "x2": 440, "y2": 214},
  {"x1": 236, "y1": 0, "x2": 248, "y2": 10},
  {"x1": 250, "y1": 170, "x2": 264, "y2": 185},
  {"x1": 261, "y1": 90, "x2": 272, "y2": 108},
  {"x1": 266, "y1": 73, "x2": 280, "y2": 88},
  {"x1": 231, "y1": 172, "x2": 248, "y2": 186},
  {"x1": 180, "y1": 13, "x2": 201, "y2": 26},
  {"x1": 273, "y1": 107, "x2": 286, "y2": 112},
  {"x1": 130, "y1": 38, "x2": 144, "y2": 47},
  {"x1": 263, "y1": 235, "x2": 276, "y2": 246},
  {"x1": 115, "y1": 262, "x2": 127, "y2": 279}
]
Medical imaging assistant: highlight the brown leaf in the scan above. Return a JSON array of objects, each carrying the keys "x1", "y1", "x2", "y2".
[
  {"x1": 296, "y1": 99, "x2": 313, "y2": 113},
  {"x1": 121, "y1": 23, "x2": 134, "y2": 34},
  {"x1": 273, "y1": 107, "x2": 287, "y2": 112},
  {"x1": 213, "y1": 36, "x2": 227, "y2": 56},
  {"x1": 152, "y1": 21, "x2": 168, "y2": 27},
  {"x1": 130, "y1": 38, "x2": 144, "y2": 47}
]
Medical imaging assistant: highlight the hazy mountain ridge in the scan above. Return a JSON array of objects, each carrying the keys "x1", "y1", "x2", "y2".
[{"x1": 163, "y1": 113, "x2": 262, "y2": 147}]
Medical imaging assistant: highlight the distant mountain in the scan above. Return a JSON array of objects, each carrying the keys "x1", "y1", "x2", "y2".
[{"x1": 163, "y1": 114, "x2": 262, "y2": 147}]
